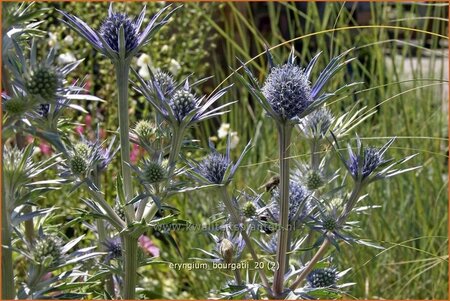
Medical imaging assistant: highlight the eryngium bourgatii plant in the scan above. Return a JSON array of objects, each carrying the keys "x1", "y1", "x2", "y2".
[{"x1": 2, "y1": 3, "x2": 422, "y2": 299}]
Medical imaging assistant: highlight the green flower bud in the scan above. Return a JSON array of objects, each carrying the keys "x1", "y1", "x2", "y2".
[
  {"x1": 26, "y1": 67, "x2": 60, "y2": 100},
  {"x1": 3, "y1": 97, "x2": 28, "y2": 115},
  {"x1": 134, "y1": 120, "x2": 156, "y2": 141},
  {"x1": 306, "y1": 170, "x2": 324, "y2": 190},
  {"x1": 33, "y1": 236, "x2": 63, "y2": 267},
  {"x1": 242, "y1": 201, "x2": 257, "y2": 218},
  {"x1": 70, "y1": 155, "x2": 87, "y2": 174},
  {"x1": 74, "y1": 142, "x2": 90, "y2": 158},
  {"x1": 143, "y1": 161, "x2": 166, "y2": 183}
]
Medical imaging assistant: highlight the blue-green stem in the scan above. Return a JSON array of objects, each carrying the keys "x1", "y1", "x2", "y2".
[
  {"x1": 219, "y1": 186, "x2": 271, "y2": 293},
  {"x1": 122, "y1": 235, "x2": 138, "y2": 299},
  {"x1": 115, "y1": 60, "x2": 134, "y2": 222},
  {"x1": 115, "y1": 58, "x2": 138, "y2": 299},
  {"x1": 2, "y1": 183, "x2": 15, "y2": 299},
  {"x1": 272, "y1": 122, "x2": 293, "y2": 297},
  {"x1": 289, "y1": 184, "x2": 363, "y2": 291}
]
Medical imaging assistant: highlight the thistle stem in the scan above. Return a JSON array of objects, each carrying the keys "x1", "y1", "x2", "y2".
[
  {"x1": 219, "y1": 186, "x2": 271, "y2": 293},
  {"x1": 23, "y1": 206, "x2": 35, "y2": 245},
  {"x1": 272, "y1": 123, "x2": 293, "y2": 297},
  {"x1": 122, "y1": 235, "x2": 138, "y2": 299},
  {"x1": 115, "y1": 60, "x2": 134, "y2": 222},
  {"x1": 288, "y1": 239, "x2": 330, "y2": 291},
  {"x1": 2, "y1": 184, "x2": 15, "y2": 299}
]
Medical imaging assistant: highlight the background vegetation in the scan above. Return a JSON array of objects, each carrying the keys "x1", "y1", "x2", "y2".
[{"x1": 5, "y1": 2, "x2": 448, "y2": 299}]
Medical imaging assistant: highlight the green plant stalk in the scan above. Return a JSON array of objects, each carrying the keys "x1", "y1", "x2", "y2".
[
  {"x1": 23, "y1": 206, "x2": 35, "y2": 245},
  {"x1": 115, "y1": 60, "x2": 134, "y2": 222},
  {"x1": 219, "y1": 186, "x2": 271, "y2": 293},
  {"x1": 272, "y1": 122, "x2": 292, "y2": 297},
  {"x1": 289, "y1": 184, "x2": 362, "y2": 291},
  {"x1": 114, "y1": 59, "x2": 139, "y2": 299},
  {"x1": 2, "y1": 183, "x2": 15, "y2": 299},
  {"x1": 122, "y1": 234, "x2": 138, "y2": 299}
]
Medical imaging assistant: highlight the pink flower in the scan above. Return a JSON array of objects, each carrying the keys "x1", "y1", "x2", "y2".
[
  {"x1": 39, "y1": 142, "x2": 52, "y2": 156},
  {"x1": 130, "y1": 143, "x2": 141, "y2": 164},
  {"x1": 138, "y1": 235, "x2": 160, "y2": 257},
  {"x1": 75, "y1": 125, "x2": 84, "y2": 135},
  {"x1": 85, "y1": 114, "x2": 92, "y2": 127}
]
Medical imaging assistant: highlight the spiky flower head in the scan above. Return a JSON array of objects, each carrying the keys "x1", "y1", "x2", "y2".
[
  {"x1": 307, "y1": 267, "x2": 338, "y2": 288},
  {"x1": 3, "y1": 146, "x2": 31, "y2": 183},
  {"x1": 103, "y1": 237, "x2": 122, "y2": 261},
  {"x1": 271, "y1": 181, "x2": 310, "y2": 223},
  {"x1": 100, "y1": 11, "x2": 139, "y2": 53},
  {"x1": 306, "y1": 170, "x2": 324, "y2": 190},
  {"x1": 114, "y1": 203, "x2": 126, "y2": 221},
  {"x1": 134, "y1": 120, "x2": 156, "y2": 141},
  {"x1": 198, "y1": 152, "x2": 230, "y2": 184},
  {"x1": 348, "y1": 147, "x2": 382, "y2": 179},
  {"x1": 73, "y1": 142, "x2": 90, "y2": 158},
  {"x1": 70, "y1": 154, "x2": 87, "y2": 175},
  {"x1": 242, "y1": 201, "x2": 257, "y2": 218},
  {"x1": 300, "y1": 107, "x2": 333, "y2": 138},
  {"x1": 3, "y1": 95, "x2": 29, "y2": 115},
  {"x1": 154, "y1": 69, "x2": 175, "y2": 96},
  {"x1": 170, "y1": 89, "x2": 197, "y2": 122},
  {"x1": 262, "y1": 63, "x2": 312, "y2": 120},
  {"x1": 142, "y1": 160, "x2": 166, "y2": 183},
  {"x1": 322, "y1": 216, "x2": 337, "y2": 232},
  {"x1": 33, "y1": 236, "x2": 63, "y2": 267},
  {"x1": 59, "y1": 4, "x2": 178, "y2": 61},
  {"x1": 26, "y1": 66, "x2": 62, "y2": 101}
]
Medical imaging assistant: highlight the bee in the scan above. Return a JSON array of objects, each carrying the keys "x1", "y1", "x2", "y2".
[{"x1": 259, "y1": 175, "x2": 280, "y2": 192}]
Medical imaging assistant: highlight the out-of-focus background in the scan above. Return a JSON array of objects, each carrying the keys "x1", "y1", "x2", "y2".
[{"x1": 4, "y1": 2, "x2": 448, "y2": 299}]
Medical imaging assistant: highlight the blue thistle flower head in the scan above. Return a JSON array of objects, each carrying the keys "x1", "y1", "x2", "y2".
[
  {"x1": 102, "y1": 237, "x2": 122, "y2": 261},
  {"x1": 262, "y1": 63, "x2": 313, "y2": 120},
  {"x1": 198, "y1": 152, "x2": 231, "y2": 184},
  {"x1": 307, "y1": 267, "x2": 338, "y2": 288},
  {"x1": 348, "y1": 147, "x2": 382, "y2": 179},
  {"x1": 299, "y1": 107, "x2": 334, "y2": 139},
  {"x1": 100, "y1": 11, "x2": 139, "y2": 53},
  {"x1": 58, "y1": 4, "x2": 180, "y2": 61},
  {"x1": 332, "y1": 134, "x2": 420, "y2": 185},
  {"x1": 189, "y1": 135, "x2": 252, "y2": 185},
  {"x1": 236, "y1": 47, "x2": 357, "y2": 124},
  {"x1": 271, "y1": 181, "x2": 311, "y2": 223}
]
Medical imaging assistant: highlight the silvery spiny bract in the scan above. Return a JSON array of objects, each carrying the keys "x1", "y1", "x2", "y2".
[
  {"x1": 59, "y1": 4, "x2": 179, "y2": 60},
  {"x1": 332, "y1": 134, "x2": 419, "y2": 185},
  {"x1": 188, "y1": 135, "x2": 251, "y2": 185},
  {"x1": 236, "y1": 47, "x2": 356, "y2": 123},
  {"x1": 133, "y1": 71, "x2": 234, "y2": 129}
]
